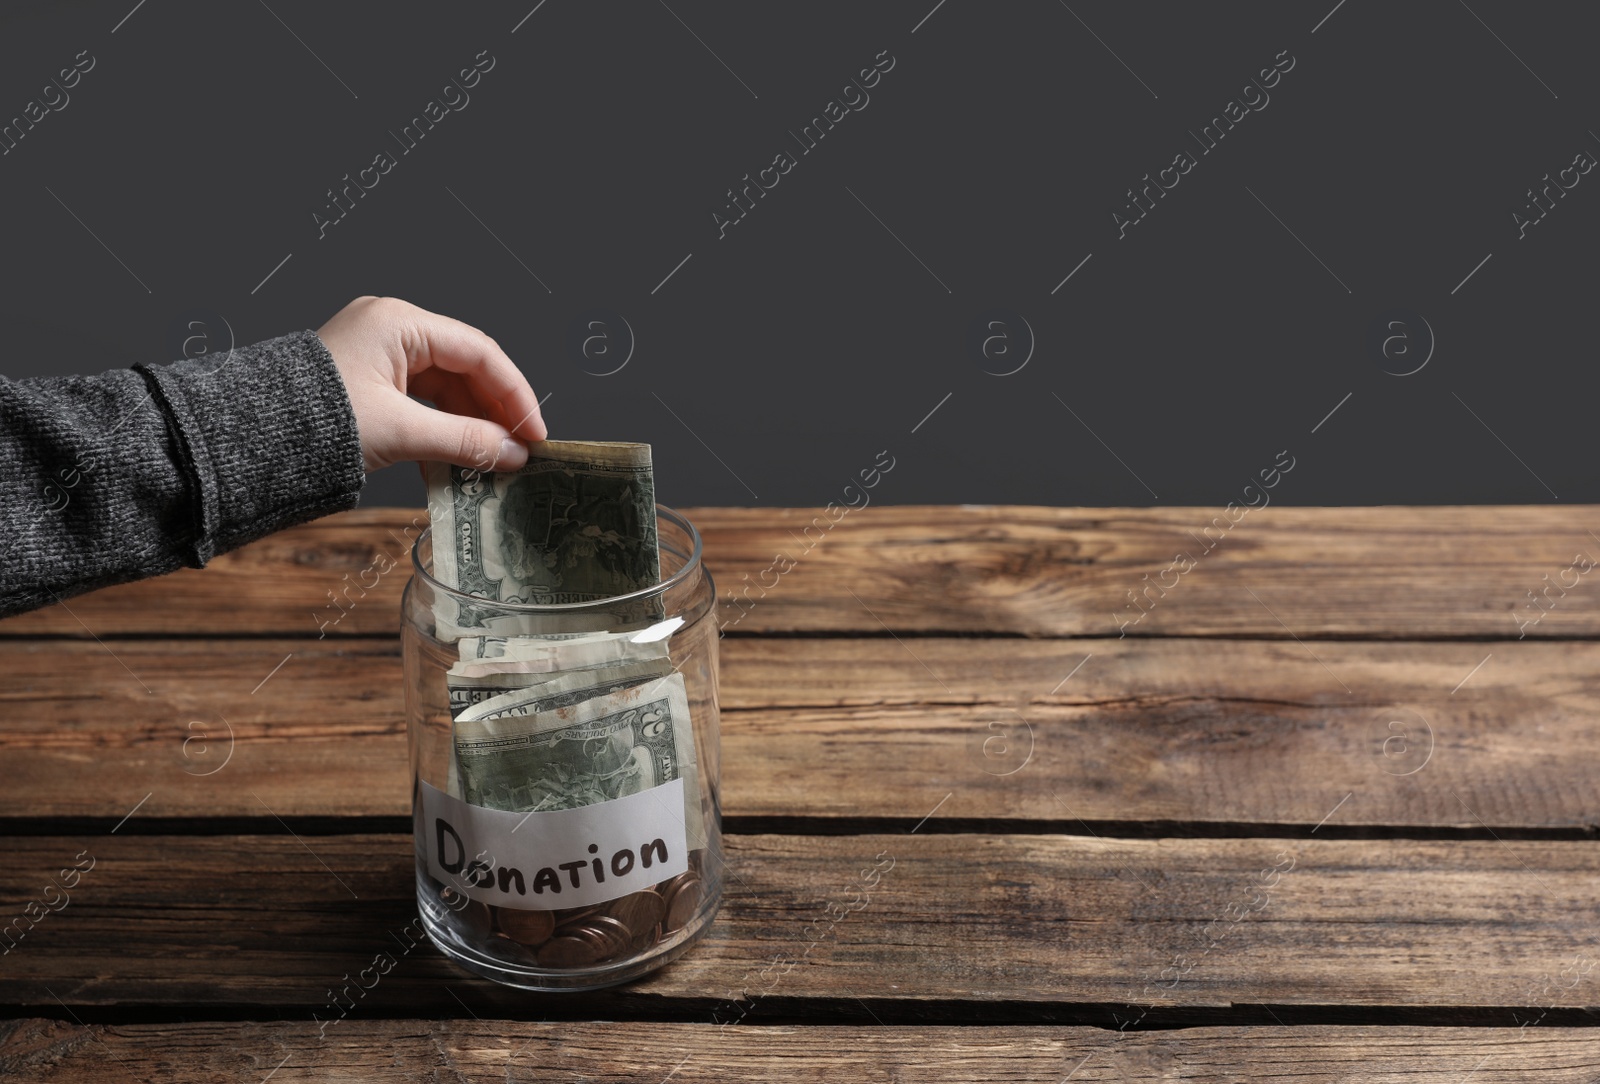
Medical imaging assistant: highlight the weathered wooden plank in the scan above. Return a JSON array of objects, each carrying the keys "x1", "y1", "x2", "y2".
[
  {"x1": 2, "y1": 834, "x2": 1597, "y2": 1013},
  {"x1": 4, "y1": 506, "x2": 1599, "y2": 638},
  {"x1": 4, "y1": 1020, "x2": 1600, "y2": 1083},
  {"x1": 1, "y1": 637, "x2": 1595, "y2": 829},
  {"x1": 0, "y1": 638, "x2": 405, "y2": 820}
]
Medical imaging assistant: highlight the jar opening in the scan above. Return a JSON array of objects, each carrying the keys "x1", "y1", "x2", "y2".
[{"x1": 410, "y1": 505, "x2": 704, "y2": 614}]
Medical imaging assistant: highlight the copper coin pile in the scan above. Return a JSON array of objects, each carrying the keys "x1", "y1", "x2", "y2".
[{"x1": 475, "y1": 853, "x2": 707, "y2": 970}]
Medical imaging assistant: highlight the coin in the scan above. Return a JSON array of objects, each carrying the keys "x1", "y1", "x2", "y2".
[
  {"x1": 538, "y1": 933, "x2": 604, "y2": 968},
  {"x1": 637, "y1": 926, "x2": 663, "y2": 952},
  {"x1": 607, "y1": 890, "x2": 667, "y2": 936},
  {"x1": 585, "y1": 915, "x2": 634, "y2": 961},
  {"x1": 495, "y1": 905, "x2": 556, "y2": 947},
  {"x1": 663, "y1": 874, "x2": 703, "y2": 932},
  {"x1": 652, "y1": 872, "x2": 687, "y2": 897},
  {"x1": 552, "y1": 904, "x2": 604, "y2": 925}
]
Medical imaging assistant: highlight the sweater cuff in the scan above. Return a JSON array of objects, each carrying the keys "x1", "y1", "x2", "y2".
[{"x1": 132, "y1": 329, "x2": 365, "y2": 566}]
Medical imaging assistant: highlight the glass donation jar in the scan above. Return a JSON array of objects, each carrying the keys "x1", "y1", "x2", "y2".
[{"x1": 402, "y1": 508, "x2": 721, "y2": 991}]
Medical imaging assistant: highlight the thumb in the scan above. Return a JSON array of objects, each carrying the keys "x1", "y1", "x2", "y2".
[{"x1": 391, "y1": 395, "x2": 530, "y2": 472}]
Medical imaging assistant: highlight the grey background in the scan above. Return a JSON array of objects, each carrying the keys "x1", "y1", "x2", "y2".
[{"x1": 1, "y1": 0, "x2": 1594, "y2": 510}]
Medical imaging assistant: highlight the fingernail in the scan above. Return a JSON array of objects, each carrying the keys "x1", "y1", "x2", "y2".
[{"x1": 499, "y1": 438, "x2": 524, "y2": 465}]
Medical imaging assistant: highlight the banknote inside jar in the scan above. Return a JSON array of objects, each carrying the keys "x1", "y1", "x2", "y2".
[{"x1": 447, "y1": 850, "x2": 708, "y2": 969}]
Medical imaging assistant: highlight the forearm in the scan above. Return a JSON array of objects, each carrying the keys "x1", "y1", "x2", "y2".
[{"x1": 0, "y1": 330, "x2": 365, "y2": 618}]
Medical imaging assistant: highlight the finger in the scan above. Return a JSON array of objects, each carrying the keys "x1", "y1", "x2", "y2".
[
  {"x1": 390, "y1": 395, "x2": 530, "y2": 472},
  {"x1": 404, "y1": 308, "x2": 547, "y2": 442},
  {"x1": 412, "y1": 368, "x2": 519, "y2": 433},
  {"x1": 410, "y1": 372, "x2": 489, "y2": 422}
]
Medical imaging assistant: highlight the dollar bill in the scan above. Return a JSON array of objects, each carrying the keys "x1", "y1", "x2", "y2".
[
  {"x1": 453, "y1": 668, "x2": 703, "y2": 842},
  {"x1": 450, "y1": 631, "x2": 670, "y2": 681},
  {"x1": 447, "y1": 669, "x2": 555, "y2": 719},
  {"x1": 425, "y1": 441, "x2": 662, "y2": 640},
  {"x1": 446, "y1": 655, "x2": 672, "y2": 719}
]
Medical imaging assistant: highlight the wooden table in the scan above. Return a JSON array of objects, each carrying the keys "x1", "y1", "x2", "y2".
[{"x1": 3, "y1": 506, "x2": 1598, "y2": 1080}]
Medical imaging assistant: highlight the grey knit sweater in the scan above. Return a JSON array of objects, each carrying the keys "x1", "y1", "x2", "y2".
[{"x1": 0, "y1": 330, "x2": 366, "y2": 618}]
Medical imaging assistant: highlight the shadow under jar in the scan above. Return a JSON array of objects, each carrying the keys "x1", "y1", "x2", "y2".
[{"x1": 402, "y1": 508, "x2": 722, "y2": 991}]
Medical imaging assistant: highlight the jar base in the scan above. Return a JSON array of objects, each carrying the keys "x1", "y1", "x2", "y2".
[{"x1": 419, "y1": 888, "x2": 722, "y2": 992}]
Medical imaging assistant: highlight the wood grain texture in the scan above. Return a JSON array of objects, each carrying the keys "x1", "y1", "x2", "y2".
[
  {"x1": 5, "y1": 1020, "x2": 1600, "y2": 1083},
  {"x1": 1, "y1": 636, "x2": 1594, "y2": 828},
  {"x1": 4, "y1": 508, "x2": 1596, "y2": 1042},
  {"x1": 4, "y1": 506, "x2": 1600, "y2": 638},
  {"x1": 3, "y1": 834, "x2": 1598, "y2": 1013}
]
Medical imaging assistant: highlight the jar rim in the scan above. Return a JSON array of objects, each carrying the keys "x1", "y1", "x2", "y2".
[{"x1": 410, "y1": 504, "x2": 704, "y2": 613}]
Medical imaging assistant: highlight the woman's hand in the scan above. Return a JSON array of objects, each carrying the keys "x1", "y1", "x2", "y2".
[{"x1": 317, "y1": 296, "x2": 547, "y2": 473}]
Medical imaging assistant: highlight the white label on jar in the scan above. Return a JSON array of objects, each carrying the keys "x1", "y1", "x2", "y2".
[{"x1": 418, "y1": 777, "x2": 689, "y2": 909}]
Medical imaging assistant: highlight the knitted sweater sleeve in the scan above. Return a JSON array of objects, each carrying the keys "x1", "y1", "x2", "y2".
[{"x1": 0, "y1": 329, "x2": 366, "y2": 618}]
